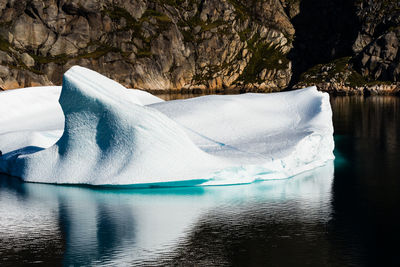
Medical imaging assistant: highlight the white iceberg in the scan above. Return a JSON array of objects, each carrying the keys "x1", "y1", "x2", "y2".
[{"x1": 0, "y1": 66, "x2": 334, "y2": 186}]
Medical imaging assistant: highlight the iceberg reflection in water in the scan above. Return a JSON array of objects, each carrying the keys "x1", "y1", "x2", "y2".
[{"x1": 0, "y1": 161, "x2": 333, "y2": 266}]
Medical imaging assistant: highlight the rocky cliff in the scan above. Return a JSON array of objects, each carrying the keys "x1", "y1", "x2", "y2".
[
  {"x1": 0, "y1": 0, "x2": 399, "y2": 94},
  {"x1": 293, "y1": 0, "x2": 400, "y2": 95}
]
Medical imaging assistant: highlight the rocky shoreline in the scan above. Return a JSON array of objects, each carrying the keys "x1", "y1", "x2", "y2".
[
  {"x1": 2, "y1": 82, "x2": 400, "y2": 96},
  {"x1": 145, "y1": 82, "x2": 400, "y2": 96},
  {"x1": 301, "y1": 83, "x2": 400, "y2": 96}
]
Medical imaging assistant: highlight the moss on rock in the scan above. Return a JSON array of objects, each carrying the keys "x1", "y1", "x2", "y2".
[{"x1": 240, "y1": 39, "x2": 290, "y2": 83}]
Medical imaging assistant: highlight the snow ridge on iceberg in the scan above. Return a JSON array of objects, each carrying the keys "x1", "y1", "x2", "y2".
[{"x1": 0, "y1": 66, "x2": 334, "y2": 186}]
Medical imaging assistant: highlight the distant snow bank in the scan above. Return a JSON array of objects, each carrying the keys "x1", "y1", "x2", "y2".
[{"x1": 0, "y1": 66, "x2": 334, "y2": 186}]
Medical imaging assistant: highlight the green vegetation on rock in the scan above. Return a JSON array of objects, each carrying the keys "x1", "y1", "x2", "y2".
[
  {"x1": 299, "y1": 56, "x2": 393, "y2": 87},
  {"x1": 0, "y1": 36, "x2": 10, "y2": 52},
  {"x1": 227, "y1": 0, "x2": 249, "y2": 21},
  {"x1": 240, "y1": 37, "x2": 289, "y2": 83},
  {"x1": 102, "y1": 5, "x2": 172, "y2": 33},
  {"x1": 143, "y1": 9, "x2": 171, "y2": 23}
]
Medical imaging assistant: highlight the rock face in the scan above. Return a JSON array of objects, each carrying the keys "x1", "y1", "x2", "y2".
[
  {"x1": 353, "y1": 1, "x2": 400, "y2": 83},
  {"x1": 0, "y1": 0, "x2": 399, "y2": 93},
  {"x1": 293, "y1": 0, "x2": 400, "y2": 94},
  {"x1": 0, "y1": 0, "x2": 293, "y2": 92}
]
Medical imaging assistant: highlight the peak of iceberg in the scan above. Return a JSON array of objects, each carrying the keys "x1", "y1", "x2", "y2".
[
  {"x1": 60, "y1": 66, "x2": 143, "y2": 108},
  {"x1": 4, "y1": 66, "x2": 221, "y2": 184},
  {"x1": 0, "y1": 66, "x2": 334, "y2": 186}
]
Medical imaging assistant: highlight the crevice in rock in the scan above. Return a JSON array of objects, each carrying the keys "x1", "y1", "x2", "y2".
[{"x1": 24, "y1": 9, "x2": 37, "y2": 19}]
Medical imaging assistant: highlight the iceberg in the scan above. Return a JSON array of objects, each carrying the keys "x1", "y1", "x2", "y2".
[{"x1": 0, "y1": 66, "x2": 334, "y2": 186}]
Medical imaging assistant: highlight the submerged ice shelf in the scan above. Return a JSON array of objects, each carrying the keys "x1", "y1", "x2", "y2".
[{"x1": 0, "y1": 66, "x2": 334, "y2": 186}]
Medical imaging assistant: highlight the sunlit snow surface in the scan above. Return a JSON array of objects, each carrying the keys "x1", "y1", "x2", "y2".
[{"x1": 0, "y1": 66, "x2": 334, "y2": 186}]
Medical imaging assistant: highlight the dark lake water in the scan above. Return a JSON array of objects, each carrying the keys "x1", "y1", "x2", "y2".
[{"x1": 1, "y1": 95, "x2": 400, "y2": 266}]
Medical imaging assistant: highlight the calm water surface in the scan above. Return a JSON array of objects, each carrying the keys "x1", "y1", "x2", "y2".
[{"x1": 1, "y1": 95, "x2": 399, "y2": 266}]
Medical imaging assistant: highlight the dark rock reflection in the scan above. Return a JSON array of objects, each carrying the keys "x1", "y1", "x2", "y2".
[{"x1": 330, "y1": 96, "x2": 400, "y2": 267}]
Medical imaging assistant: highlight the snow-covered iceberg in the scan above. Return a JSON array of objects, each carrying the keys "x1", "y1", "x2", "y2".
[{"x1": 0, "y1": 66, "x2": 334, "y2": 186}]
